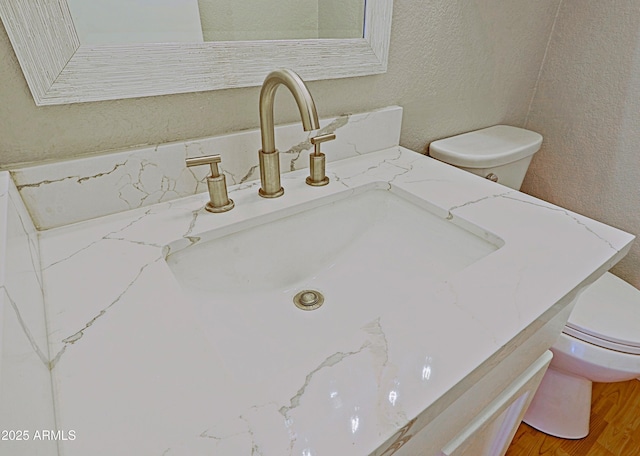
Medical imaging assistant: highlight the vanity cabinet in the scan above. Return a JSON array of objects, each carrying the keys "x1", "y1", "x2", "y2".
[
  {"x1": 438, "y1": 351, "x2": 551, "y2": 456},
  {"x1": 388, "y1": 350, "x2": 552, "y2": 456}
]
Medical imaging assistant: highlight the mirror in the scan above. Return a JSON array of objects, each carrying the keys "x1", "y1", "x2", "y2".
[
  {"x1": 0, "y1": 0, "x2": 392, "y2": 105},
  {"x1": 67, "y1": 0, "x2": 365, "y2": 44}
]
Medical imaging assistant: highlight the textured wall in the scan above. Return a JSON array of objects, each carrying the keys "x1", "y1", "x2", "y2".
[
  {"x1": 523, "y1": 0, "x2": 640, "y2": 288},
  {"x1": 0, "y1": 0, "x2": 560, "y2": 168}
]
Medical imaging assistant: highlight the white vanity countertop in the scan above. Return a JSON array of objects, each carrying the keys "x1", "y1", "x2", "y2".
[{"x1": 39, "y1": 147, "x2": 633, "y2": 455}]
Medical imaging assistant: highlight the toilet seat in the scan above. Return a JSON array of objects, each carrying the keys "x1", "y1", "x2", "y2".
[
  {"x1": 563, "y1": 326, "x2": 640, "y2": 355},
  {"x1": 563, "y1": 272, "x2": 640, "y2": 355}
]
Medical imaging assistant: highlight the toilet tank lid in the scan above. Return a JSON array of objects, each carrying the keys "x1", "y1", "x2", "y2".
[
  {"x1": 428, "y1": 125, "x2": 543, "y2": 168},
  {"x1": 566, "y1": 272, "x2": 640, "y2": 352}
]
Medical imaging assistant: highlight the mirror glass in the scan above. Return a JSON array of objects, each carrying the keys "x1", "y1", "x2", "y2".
[
  {"x1": 0, "y1": 0, "x2": 391, "y2": 105},
  {"x1": 67, "y1": 0, "x2": 365, "y2": 44}
]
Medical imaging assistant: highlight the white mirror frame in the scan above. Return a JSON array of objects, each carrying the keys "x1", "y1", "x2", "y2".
[{"x1": 0, "y1": 0, "x2": 392, "y2": 106}]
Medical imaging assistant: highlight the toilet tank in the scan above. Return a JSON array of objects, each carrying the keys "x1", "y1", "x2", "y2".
[{"x1": 428, "y1": 125, "x2": 543, "y2": 191}]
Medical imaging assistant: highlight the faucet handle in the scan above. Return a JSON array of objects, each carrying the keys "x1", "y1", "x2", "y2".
[
  {"x1": 306, "y1": 133, "x2": 335, "y2": 187},
  {"x1": 186, "y1": 154, "x2": 223, "y2": 177},
  {"x1": 186, "y1": 155, "x2": 235, "y2": 213},
  {"x1": 310, "y1": 133, "x2": 336, "y2": 154}
]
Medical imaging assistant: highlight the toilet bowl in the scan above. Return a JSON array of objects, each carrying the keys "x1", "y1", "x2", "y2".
[
  {"x1": 429, "y1": 125, "x2": 640, "y2": 439},
  {"x1": 522, "y1": 271, "x2": 640, "y2": 438}
]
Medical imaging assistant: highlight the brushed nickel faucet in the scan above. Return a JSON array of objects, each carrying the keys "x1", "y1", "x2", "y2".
[{"x1": 258, "y1": 69, "x2": 320, "y2": 198}]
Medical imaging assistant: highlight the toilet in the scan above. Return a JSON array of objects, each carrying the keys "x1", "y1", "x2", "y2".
[{"x1": 429, "y1": 125, "x2": 640, "y2": 439}]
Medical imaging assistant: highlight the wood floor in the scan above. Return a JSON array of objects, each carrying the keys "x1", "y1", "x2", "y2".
[{"x1": 505, "y1": 379, "x2": 640, "y2": 456}]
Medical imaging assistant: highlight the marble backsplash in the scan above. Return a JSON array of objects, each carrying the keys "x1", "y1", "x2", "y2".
[
  {"x1": 0, "y1": 172, "x2": 57, "y2": 456},
  {"x1": 9, "y1": 106, "x2": 403, "y2": 230}
]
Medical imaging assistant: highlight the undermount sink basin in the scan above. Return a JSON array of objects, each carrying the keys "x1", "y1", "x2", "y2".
[{"x1": 166, "y1": 187, "x2": 499, "y2": 381}]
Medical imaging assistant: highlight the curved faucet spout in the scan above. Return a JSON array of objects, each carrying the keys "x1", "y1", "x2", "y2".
[
  {"x1": 259, "y1": 69, "x2": 320, "y2": 154},
  {"x1": 257, "y1": 69, "x2": 321, "y2": 198}
]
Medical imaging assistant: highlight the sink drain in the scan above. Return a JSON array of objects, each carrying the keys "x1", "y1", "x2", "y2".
[{"x1": 293, "y1": 289, "x2": 324, "y2": 311}]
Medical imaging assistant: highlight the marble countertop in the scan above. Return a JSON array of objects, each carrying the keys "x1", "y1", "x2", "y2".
[{"x1": 38, "y1": 147, "x2": 633, "y2": 455}]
